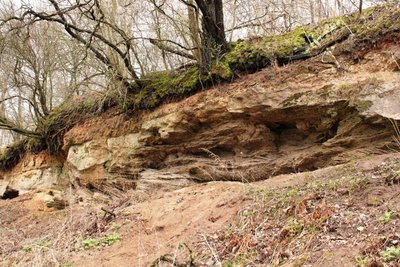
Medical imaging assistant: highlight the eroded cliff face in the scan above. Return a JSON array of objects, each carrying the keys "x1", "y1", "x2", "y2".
[
  {"x1": 0, "y1": 152, "x2": 64, "y2": 197},
  {"x1": 1, "y1": 40, "x2": 399, "y2": 199}
]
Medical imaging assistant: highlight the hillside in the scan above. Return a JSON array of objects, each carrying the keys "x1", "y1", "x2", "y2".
[{"x1": 1, "y1": 4, "x2": 400, "y2": 267}]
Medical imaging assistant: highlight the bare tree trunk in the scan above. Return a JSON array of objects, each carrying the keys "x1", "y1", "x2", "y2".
[
  {"x1": 310, "y1": 0, "x2": 315, "y2": 23},
  {"x1": 188, "y1": 0, "x2": 201, "y2": 63},
  {"x1": 194, "y1": 0, "x2": 228, "y2": 73},
  {"x1": 153, "y1": 10, "x2": 170, "y2": 70}
]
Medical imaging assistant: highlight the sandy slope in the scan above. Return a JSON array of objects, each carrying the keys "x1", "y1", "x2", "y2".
[{"x1": 1, "y1": 153, "x2": 399, "y2": 266}]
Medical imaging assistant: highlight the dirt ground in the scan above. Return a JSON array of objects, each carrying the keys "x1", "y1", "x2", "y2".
[{"x1": 1, "y1": 153, "x2": 399, "y2": 267}]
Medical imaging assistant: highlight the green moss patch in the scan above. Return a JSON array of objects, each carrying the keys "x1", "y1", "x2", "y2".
[
  {"x1": 223, "y1": 4, "x2": 400, "y2": 72},
  {"x1": 351, "y1": 5, "x2": 400, "y2": 41},
  {"x1": 125, "y1": 62, "x2": 233, "y2": 109},
  {"x1": 128, "y1": 66, "x2": 200, "y2": 109},
  {"x1": 224, "y1": 15, "x2": 353, "y2": 72}
]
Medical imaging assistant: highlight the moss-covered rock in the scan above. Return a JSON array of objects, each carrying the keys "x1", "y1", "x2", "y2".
[
  {"x1": 124, "y1": 61, "x2": 234, "y2": 110},
  {"x1": 351, "y1": 5, "x2": 400, "y2": 40},
  {"x1": 210, "y1": 60, "x2": 233, "y2": 80},
  {"x1": 127, "y1": 66, "x2": 201, "y2": 109},
  {"x1": 224, "y1": 15, "x2": 356, "y2": 71}
]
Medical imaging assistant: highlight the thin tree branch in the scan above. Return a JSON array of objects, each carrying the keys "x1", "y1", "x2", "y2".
[{"x1": 149, "y1": 38, "x2": 196, "y2": 60}]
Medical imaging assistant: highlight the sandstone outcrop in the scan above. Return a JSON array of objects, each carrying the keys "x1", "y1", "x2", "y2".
[
  {"x1": 1, "y1": 25, "x2": 399, "y2": 198},
  {"x1": 0, "y1": 152, "x2": 64, "y2": 198},
  {"x1": 58, "y1": 45, "x2": 399, "y2": 196}
]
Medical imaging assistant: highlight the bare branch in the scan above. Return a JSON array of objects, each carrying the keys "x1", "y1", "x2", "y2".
[{"x1": 149, "y1": 38, "x2": 196, "y2": 60}]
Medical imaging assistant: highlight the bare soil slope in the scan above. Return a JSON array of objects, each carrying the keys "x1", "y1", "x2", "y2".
[{"x1": 1, "y1": 153, "x2": 399, "y2": 266}]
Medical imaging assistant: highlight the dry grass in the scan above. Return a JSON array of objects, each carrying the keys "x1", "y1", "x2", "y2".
[
  {"x1": 391, "y1": 119, "x2": 400, "y2": 151},
  {"x1": 0, "y1": 191, "x2": 126, "y2": 267},
  {"x1": 187, "y1": 159, "x2": 400, "y2": 266}
]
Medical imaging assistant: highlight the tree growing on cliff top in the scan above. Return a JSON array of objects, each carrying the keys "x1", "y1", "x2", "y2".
[{"x1": 186, "y1": 0, "x2": 229, "y2": 73}]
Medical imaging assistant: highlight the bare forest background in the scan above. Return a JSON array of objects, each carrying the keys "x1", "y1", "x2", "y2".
[{"x1": 0, "y1": 0, "x2": 392, "y2": 147}]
